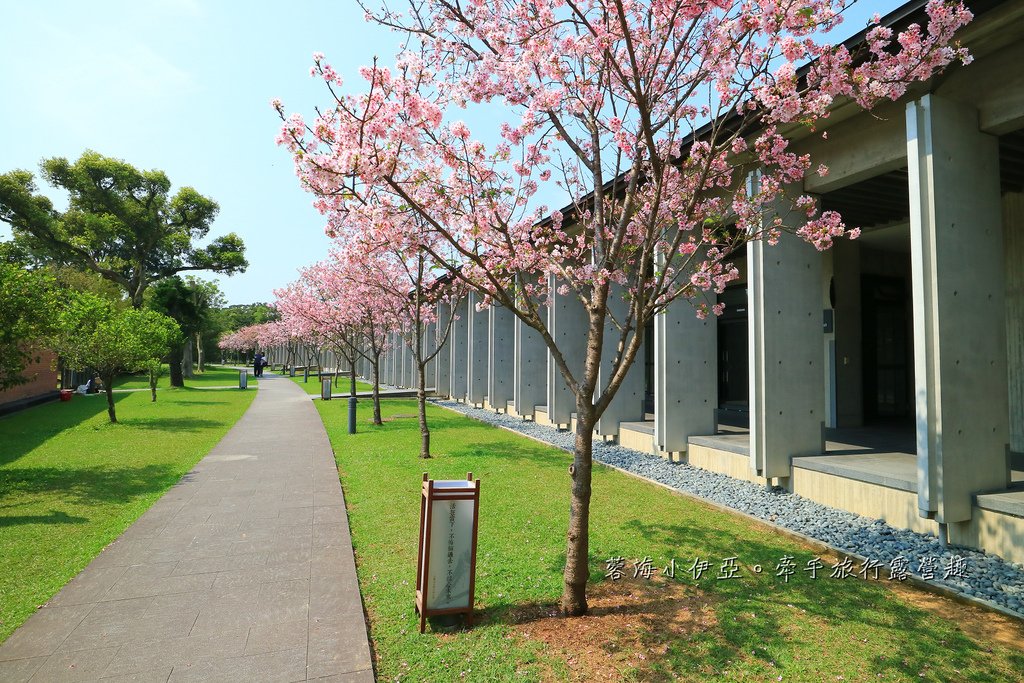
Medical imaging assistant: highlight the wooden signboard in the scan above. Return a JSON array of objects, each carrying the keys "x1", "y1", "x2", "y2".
[{"x1": 415, "y1": 472, "x2": 481, "y2": 633}]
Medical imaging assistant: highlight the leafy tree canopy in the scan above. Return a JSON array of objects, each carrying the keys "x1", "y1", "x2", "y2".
[
  {"x1": 214, "y1": 302, "x2": 279, "y2": 332},
  {"x1": 0, "y1": 150, "x2": 248, "y2": 307},
  {"x1": 0, "y1": 262, "x2": 58, "y2": 391},
  {"x1": 48, "y1": 291, "x2": 181, "y2": 422}
]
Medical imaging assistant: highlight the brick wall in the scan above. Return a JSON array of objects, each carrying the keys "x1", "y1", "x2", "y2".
[{"x1": 0, "y1": 349, "x2": 60, "y2": 408}]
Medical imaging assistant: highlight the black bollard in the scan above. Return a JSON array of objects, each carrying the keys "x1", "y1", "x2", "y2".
[{"x1": 348, "y1": 396, "x2": 358, "y2": 434}]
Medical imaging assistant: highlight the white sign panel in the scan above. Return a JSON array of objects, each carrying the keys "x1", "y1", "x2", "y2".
[{"x1": 424, "y1": 496, "x2": 475, "y2": 611}]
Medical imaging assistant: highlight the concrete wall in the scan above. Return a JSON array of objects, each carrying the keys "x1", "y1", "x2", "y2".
[{"x1": 1004, "y1": 191, "x2": 1024, "y2": 455}]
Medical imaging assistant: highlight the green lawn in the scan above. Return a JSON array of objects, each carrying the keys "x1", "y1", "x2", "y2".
[
  {"x1": 315, "y1": 399, "x2": 1024, "y2": 682},
  {"x1": 290, "y1": 374, "x2": 374, "y2": 395},
  {"x1": 113, "y1": 363, "x2": 256, "y2": 389},
  {"x1": 0, "y1": 384, "x2": 255, "y2": 643}
]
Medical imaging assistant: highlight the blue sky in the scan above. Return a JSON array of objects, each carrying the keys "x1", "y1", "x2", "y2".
[{"x1": 1, "y1": 0, "x2": 888, "y2": 305}]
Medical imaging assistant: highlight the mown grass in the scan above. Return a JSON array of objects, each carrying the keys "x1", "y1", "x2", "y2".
[
  {"x1": 0, "y1": 384, "x2": 255, "y2": 643},
  {"x1": 290, "y1": 374, "x2": 375, "y2": 395},
  {"x1": 315, "y1": 399, "x2": 1024, "y2": 682},
  {"x1": 113, "y1": 363, "x2": 257, "y2": 389}
]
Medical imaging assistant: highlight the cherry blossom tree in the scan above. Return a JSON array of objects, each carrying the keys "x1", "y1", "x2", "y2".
[
  {"x1": 330, "y1": 226, "x2": 465, "y2": 457},
  {"x1": 218, "y1": 326, "x2": 259, "y2": 363},
  {"x1": 276, "y1": 0, "x2": 973, "y2": 614},
  {"x1": 274, "y1": 261, "x2": 390, "y2": 420}
]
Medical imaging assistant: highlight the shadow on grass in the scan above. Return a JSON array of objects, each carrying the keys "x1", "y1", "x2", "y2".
[
  {"x1": 602, "y1": 519, "x2": 1010, "y2": 681},
  {"x1": 0, "y1": 462, "x2": 182, "y2": 506},
  {"x1": 0, "y1": 508, "x2": 89, "y2": 527},
  {"x1": 117, "y1": 416, "x2": 225, "y2": 431},
  {"x1": 0, "y1": 392, "x2": 133, "y2": 467}
]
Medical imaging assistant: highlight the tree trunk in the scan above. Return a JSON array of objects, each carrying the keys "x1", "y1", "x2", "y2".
[
  {"x1": 102, "y1": 373, "x2": 118, "y2": 423},
  {"x1": 196, "y1": 332, "x2": 205, "y2": 372},
  {"x1": 371, "y1": 357, "x2": 383, "y2": 425},
  {"x1": 417, "y1": 360, "x2": 431, "y2": 459},
  {"x1": 149, "y1": 368, "x2": 157, "y2": 402},
  {"x1": 561, "y1": 406, "x2": 595, "y2": 615},
  {"x1": 182, "y1": 342, "x2": 195, "y2": 378},
  {"x1": 350, "y1": 359, "x2": 357, "y2": 396},
  {"x1": 169, "y1": 345, "x2": 185, "y2": 387}
]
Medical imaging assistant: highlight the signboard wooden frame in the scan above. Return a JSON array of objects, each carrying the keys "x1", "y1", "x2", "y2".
[{"x1": 415, "y1": 472, "x2": 481, "y2": 633}]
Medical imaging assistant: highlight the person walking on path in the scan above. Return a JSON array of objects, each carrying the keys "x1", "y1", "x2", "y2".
[{"x1": 253, "y1": 351, "x2": 266, "y2": 377}]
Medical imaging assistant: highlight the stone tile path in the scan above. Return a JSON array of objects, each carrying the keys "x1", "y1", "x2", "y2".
[{"x1": 0, "y1": 374, "x2": 374, "y2": 682}]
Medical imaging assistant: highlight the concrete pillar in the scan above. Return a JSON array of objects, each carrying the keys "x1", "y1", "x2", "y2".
[
  {"x1": 547, "y1": 277, "x2": 588, "y2": 426},
  {"x1": 907, "y1": 94, "x2": 1009, "y2": 524},
  {"x1": 449, "y1": 297, "x2": 469, "y2": 401},
  {"x1": 466, "y1": 292, "x2": 489, "y2": 406},
  {"x1": 654, "y1": 297, "x2": 717, "y2": 453},
  {"x1": 387, "y1": 335, "x2": 398, "y2": 386},
  {"x1": 395, "y1": 340, "x2": 404, "y2": 388},
  {"x1": 405, "y1": 337, "x2": 416, "y2": 390},
  {"x1": 400, "y1": 338, "x2": 410, "y2": 388},
  {"x1": 488, "y1": 305, "x2": 515, "y2": 411},
  {"x1": 514, "y1": 313, "x2": 546, "y2": 419},
  {"x1": 394, "y1": 333, "x2": 403, "y2": 386},
  {"x1": 748, "y1": 209, "x2": 826, "y2": 481},
  {"x1": 596, "y1": 285, "x2": 646, "y2": 436},
  {"x1": 434, "y1": 303, "x2": 452, "y2": 398},
  {"x1": 422, "y1": 321, "x2": 437, "y2": 391}
]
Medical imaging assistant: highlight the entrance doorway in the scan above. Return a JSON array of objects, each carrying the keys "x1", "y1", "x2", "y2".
[
  {"x1": 861, "y1": 275, "x2": 913, "y2": 423},
  {"x1": 717, "y1": 285, "x2": 748, "y2": 428}
]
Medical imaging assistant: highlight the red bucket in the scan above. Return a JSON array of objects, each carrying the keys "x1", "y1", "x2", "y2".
[{"x1": 59, "y1": 389, "x2": 73, "y2": 402}]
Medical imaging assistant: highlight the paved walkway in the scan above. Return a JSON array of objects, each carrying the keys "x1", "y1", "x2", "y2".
[{"x1": 0, "y1": 375, "x2": 374, "y2": 682}]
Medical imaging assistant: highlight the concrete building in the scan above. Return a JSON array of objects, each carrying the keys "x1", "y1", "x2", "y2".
[{"x1": 368, "y1": 0, "x2": 1024, "y2": 565}]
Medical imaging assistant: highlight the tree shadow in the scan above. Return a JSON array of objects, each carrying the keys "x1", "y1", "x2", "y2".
[
  {"x1": 0, "y1": 392, "x2": 134, "y2": 467},
  {"x1": 0, "y1": 462, "x2": 182, "y2": 506},
  {"x1": 117, "y1": 416, "x2": 225, "y2": 431},
  {"x1": 610, "y1": 519, "x2": 1017, "y2": 681},
  {"x1": 440, "y1": 439, "x2": 569, "y2": 469},
  {"x1": 162, "y1": 397, "x2": 231, "y2": 405},
  {"x1": 0, "y1": 508, "x2": 89, "y2": 527}
]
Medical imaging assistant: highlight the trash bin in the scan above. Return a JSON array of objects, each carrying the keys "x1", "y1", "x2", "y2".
[{"x1": 59, "y1": 389, "x2": 73, "y2": 402}]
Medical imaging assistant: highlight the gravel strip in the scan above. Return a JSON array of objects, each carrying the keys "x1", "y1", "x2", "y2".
[{"x1": 434, "y1": 399, "x2": 1024, "y2": 616}]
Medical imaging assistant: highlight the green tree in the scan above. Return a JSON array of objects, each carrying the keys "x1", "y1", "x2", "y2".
[
  {"x1": 214, "y1": 302, "x2": 278, "y2": 331},
  {"x1": 0, "y1": 150, "x2": 248, "y2": 308},
  {"x1": 148, "y1": 277, "x2": 205, "y2": 388},
  {"x1": 182, "y1": 276, "x2": 225, "y2": 372},
  {"x1": 0, "y1": 262, "x2": 58, "y2": 391},
  {"x1": 48, "y1": 292, "x2": 180, "y2": 422}
]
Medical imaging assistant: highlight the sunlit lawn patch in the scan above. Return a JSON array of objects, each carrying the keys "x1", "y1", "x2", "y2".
[
  {"x1": 113, "y1": 363, "x2": 257, "y2": 389},
  {"x1": 290, "y1": 374, "x2": 375, "y2": 395},
  {"x1": 0, "y1": 384, "x2": 255, "y2": 643},
  {"x1": 316, "y1": 399, "x2": 1024, "y2": 682}
]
